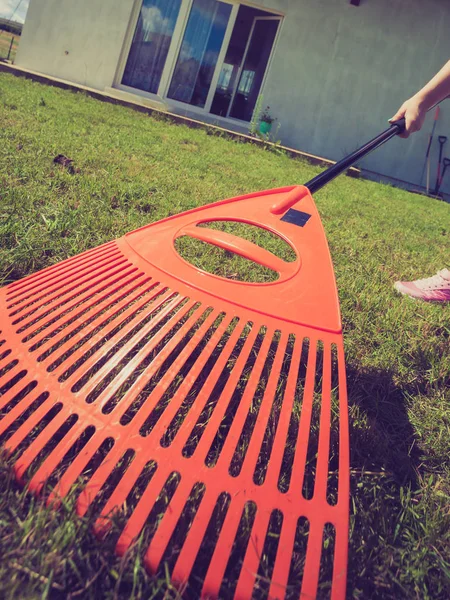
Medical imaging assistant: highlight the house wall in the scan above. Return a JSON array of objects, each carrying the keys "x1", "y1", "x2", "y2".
[
  {"x1": 256, "y1": 0, "x2": 450, "y2": 193},
  {"x1": 15, "y1": 0, "x2": 135, "y2": 90},
  {"x1": 15, "y1": 0, "x2": 450, "y2": 193}
]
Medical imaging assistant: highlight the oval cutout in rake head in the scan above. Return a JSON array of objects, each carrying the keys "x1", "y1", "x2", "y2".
[
  {"x1": 175, "y1": 220, "x2": 297, "y2": 283},
  {"x1": 174, "y1": 235, "x2": 281, "y2": 283},
  {"x1": 0, "y1": 185, "x2": 349, "y2": 599}
]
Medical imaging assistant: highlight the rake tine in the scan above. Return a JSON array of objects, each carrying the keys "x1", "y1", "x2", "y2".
[
  {"x1": 170, "y1": 489, "x2": 220, "y2": 585},
  {"x1": 267, "y1": 516, "x2": 299, "y2": 600},
  {"x1": 77, "y1": 444, "x2": 131, "y2": 516},
  {"x1": 28, "y1": 421, "x2": 89, "y2": 494},
  {"x1": 6, "y1": 242, "x2": 118, "y2": 302},
  {"x1": 144, "y1": 477, "x2": 194, "y2": 572},
  {"x1": 201, "y1": 497, "x2": 247, "y2": 599},
  {"x1": 47, "y1": 433, "x2": 111, "y2": 505},
  {"x1": 115, "y1": 467, "x2": 170, "y2": 555},
  {"x1": 234, "y1": 509, "x2": 271, "y2": 599}
]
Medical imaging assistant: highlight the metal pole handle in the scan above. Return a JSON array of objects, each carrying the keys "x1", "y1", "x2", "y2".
[{"x1": 304, "y1": 118, "x2": 406, "y2": 194}]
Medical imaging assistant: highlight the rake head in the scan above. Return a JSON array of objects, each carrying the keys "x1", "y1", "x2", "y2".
[{"x1": 0, "y1": 185, "x2": 349, "y2": 599}]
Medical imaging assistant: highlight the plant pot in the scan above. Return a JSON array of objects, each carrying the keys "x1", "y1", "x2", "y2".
[{"x1": 259, "y1": 120, "x2": 272, "y2": 135}]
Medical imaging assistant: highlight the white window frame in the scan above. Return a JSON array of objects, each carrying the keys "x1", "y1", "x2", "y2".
[{"x1": 114, "y1": 0, "x2": 284, "y2": 125}]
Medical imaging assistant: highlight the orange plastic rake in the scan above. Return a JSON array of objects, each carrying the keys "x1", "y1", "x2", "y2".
[{"x1": 0, "y1": 119, "x2": 405, "y2": 599}]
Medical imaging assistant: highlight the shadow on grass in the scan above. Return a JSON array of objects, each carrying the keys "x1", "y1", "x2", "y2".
[
  {"x1": 344, "y1": 363, "x2": 438, "y2": 600},
  {"x1": 347, "y1": 363, "x2": 422, "y2": 486}
]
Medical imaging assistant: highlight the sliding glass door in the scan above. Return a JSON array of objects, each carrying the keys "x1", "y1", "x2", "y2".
[
  {"x1": 122, "y1": 0, "x2": 182, "y2": 94},
  {"x1": 167, "y1": 0, "x2": 232, "y2": 108},
  {"x1": 120, "y1": 1, "x2": 281, "y2": 123}
]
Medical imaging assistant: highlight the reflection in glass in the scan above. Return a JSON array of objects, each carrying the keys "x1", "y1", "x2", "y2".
[
  {"x1": 122, "y1": 0, "x2": 182, "y2": 94},
  {"x1": 217, "y1": 63, "x2": 233, "y2": 91},
  {"x1": 168, "y1": 0, "x2": 232, "y2": 108},
  {"x1": 238, "y1": 70, "x2": 255, "y2": 96}
]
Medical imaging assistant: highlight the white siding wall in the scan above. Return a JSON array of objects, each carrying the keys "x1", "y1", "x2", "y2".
[
  {"x1": 16, "y1": 0, "x2": 450, "y2": 193},
  {"x1": 16, "y1": 0, "x2": 135, "y2": 90}
]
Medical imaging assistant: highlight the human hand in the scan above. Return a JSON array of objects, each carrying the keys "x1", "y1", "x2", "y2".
[{"x1": 389, "y1": 96, "x2": 428, "y2": 138}]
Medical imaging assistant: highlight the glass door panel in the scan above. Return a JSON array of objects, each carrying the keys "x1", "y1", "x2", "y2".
[
  {"x1": 122, "y1": 0, "x2": 182, "y2": 94},
  {"x1": 229, "y1": 18, "x2": 279, "y2": 122},
  {"x1": 167, "y1": 0, "x2": 232, "y2": 108},
  {"x1": 210, "y1": 4, "x2": 262, "y2": 118}
]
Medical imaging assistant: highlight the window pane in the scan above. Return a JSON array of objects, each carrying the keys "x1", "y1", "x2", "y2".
[
  {"x1": 168, "y1": 0, "x2": 232, "y2": 108},
  {"x1": 122, "y1": 0, "x2": 182, "y2": 94},
  {"x1": 230, "y1": 19, "x2": 279, "y2": 122}
]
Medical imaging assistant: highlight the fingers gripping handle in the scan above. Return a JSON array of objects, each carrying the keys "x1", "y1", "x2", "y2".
[{"x1": 390, "y1": 117, "x2": 406, "y2": 134}]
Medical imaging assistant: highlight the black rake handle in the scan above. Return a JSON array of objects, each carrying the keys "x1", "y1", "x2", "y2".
[{"x1": 304, "y1": 118, "x2": 406, "y2": 194}]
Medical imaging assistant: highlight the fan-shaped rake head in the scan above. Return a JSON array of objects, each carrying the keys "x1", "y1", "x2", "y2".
[{"x1": 0, "y1": 185, "x2": 349, "y2": 599}]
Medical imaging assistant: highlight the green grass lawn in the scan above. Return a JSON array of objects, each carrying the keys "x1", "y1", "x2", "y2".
[{"x1": 0, "y1": 72, "x2": 449, "y2": 599}]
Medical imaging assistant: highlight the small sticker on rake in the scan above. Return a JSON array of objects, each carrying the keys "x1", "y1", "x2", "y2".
[{"x1": 280, "y1": 209, "x2": 312, "y2": 227}]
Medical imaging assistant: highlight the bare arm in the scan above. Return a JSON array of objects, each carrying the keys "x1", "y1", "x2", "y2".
[{"x1": 390, "y1": 60, "x2": 450, "y2": 138}]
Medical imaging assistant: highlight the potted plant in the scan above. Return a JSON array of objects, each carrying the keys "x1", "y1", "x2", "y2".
[{"x1": 259, "y1": 106, "x2": 275, "y2": 134}]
